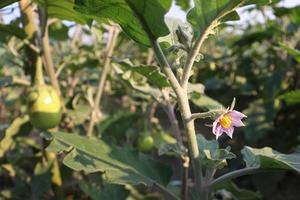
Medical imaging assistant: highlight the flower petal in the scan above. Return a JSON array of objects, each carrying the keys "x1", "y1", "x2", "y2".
[
  {"x1": 231, "y1": 118, "x2": 245, "y2": 127},
  {"x1": 215, "y1": 125, "x2": 224, "y2": 139},
  {"x1": 225, "y1": 126, "x2": 234, "y2": 138},
  {"x1": 229, "y1": 110, "x2": 247, "y2": 119},
  {"x1": 212, "y1": 119, "x2": 219, "y2": 134}
]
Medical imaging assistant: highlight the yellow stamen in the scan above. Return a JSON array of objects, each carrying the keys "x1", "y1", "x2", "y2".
[{"x1": 219, "y1": 114, "x2": 231, "y2": 128}]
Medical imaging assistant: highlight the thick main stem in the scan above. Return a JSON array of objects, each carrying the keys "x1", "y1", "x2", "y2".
[
  {"x1": 151, "y1": 41, "x2": 203, "y2": 198},
  {"x1": 87, "y1": 26, "x2": 120, "y2": 137}
]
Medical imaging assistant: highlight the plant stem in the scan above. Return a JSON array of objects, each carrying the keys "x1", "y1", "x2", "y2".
[
  {"x1": 87, "y1": 26, "x2": 120, "y2": 137},
  {"x1": 209, "y1": 167, "x2": 261, "y2": 188},
  {"x1": 151, "y1": 40, "x2": 203, "y2": 199},
  {"x1": 39, "y1": 4, "x2": 61, "y2": 96},
  {"x1": 180, "y1": 30, "x2": 210, "y2": 90}
]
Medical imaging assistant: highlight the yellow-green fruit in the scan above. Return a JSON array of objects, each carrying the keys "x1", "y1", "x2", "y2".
[
  {"x1": 137, "y1": 135, "x2": 154, "y2": 153},
  {"x1": 27, "y1": 85, "x2": 62, "y2": 130}
]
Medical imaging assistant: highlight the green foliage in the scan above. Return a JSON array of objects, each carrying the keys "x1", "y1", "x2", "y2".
[
  {"x1": 280, "y1": 43, "x2": 300, "y2": 63},
  {"x1": 0, "y1": 0, "x2": 18, "y2": 9},
  {"x1": 213, "y1": 181, "x2": 262, "y2": 200},
  {"x1": 74, "y1": 0, "x2": 172, "y2": 46},
  {"x1": 175, "y1": 0, "x2": 191, "y2": 11},
  {"x1": 279, "y1": 90, "x2": 300, "y2": 105},
  {"x1": 79, "y1": 181, "x2": 129, "y2": 200},
  {"x1": 34, "y1": 0, "x2": 91, "y2": 24},
  {"x1": 117, "y1": 60, "x2": 169, "y2": 88},
  {"x1": 242, "y1": 146, "x2": 300, "y2": 173},
  {"x1": 45, "y1": 131, "x2": 172, "y2": 186},
  {"x1": 187, "y1": 0, "x2": 273, "y2": 37},
  {"x1": 197, "y1": 134, "x2": 236, "y2": 169}
]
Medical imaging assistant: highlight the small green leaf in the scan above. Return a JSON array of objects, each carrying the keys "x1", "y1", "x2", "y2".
[
  {"x1": 46, "y1": 131, "x2": 172, "y2": 187},
  {"x1": 242, "y1": 146, "x2": 300, "y2": 173},
  {"x1": 278, "y1": 90, "x2": 300, "y2": 105},
  {"x1": 117, "y1": 60, "x2": 169, "y2": 88},
  {"x1": 279, "y1": 43, "x2": 300, "y2": 63},
  {"x1": 191, "y1": 94, "x2": 224, "y2": 111},
  {"x1": 197, "y1": 134, "x2": 236, "y2": 169},
  {"x1": 175, "y1": 0, "x2": 191, "y2": 11}
]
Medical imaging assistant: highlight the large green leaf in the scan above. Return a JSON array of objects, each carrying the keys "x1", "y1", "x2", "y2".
[
  {"x1": 45, "y1": 131, "x2": 172, "y2": 187},
  {"x1": 117, "y1": 60, "x2": 169, "y2": 88},
  {"x1": 242, "y1": 146, "x2": 300, "y2": 173},
  {"x1": 74, "y1": 0, "x2": 172, "y2": 46},
  {"x1": 35, "y1": 0, "x2": 91, "y2": 24},
  {"x1": 197, "y1": 134, "x2": 236, "y2": 169},
  {"x1": 187, "y1": 0, "x2": 273, "y2": 37}
]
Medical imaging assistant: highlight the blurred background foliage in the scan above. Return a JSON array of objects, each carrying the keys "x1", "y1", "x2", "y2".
[{"x1": 0, "y1": 0, "x2": 300, "y2": 200}]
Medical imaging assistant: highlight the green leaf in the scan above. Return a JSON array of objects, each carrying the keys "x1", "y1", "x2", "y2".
[
  {"x1": 35, "y1": 0, "x2": 91, "y2": 24},
  {"x1": 191, "y1": 94, "x2": 224, "y2": 111},
  {"x1": 74, "y1": 0, "x2": 172, "y2": 46},
  {"x1": 79, "y1": 181, "x2": 129, "y2": 200},
  {"x1": 46, "y1": 131, "x2": 172, "y2": 187},
  {"x1": 278, "y1": 90, "x2": 300, "y2": 105},
  {"x1": 197, "y1": 134, "x2": 236, "y2": 169},
  {"x1": 213, "y1": 181, "x2": 262, "y2": 200},
  {"x1": 31, "y1": 162, "x2": 52, "y2": 200},
  {"x1": 0, "y1": 0, "x2": 18, "y2": 9},
  {"x1": 241, "y1": 146, "x2": 300, "y2": 173},
  {"x1": 187, "y1": 0, "x2": 273, "y2": 37},
  {"x1": 117, "y1": 60, "x2": 169, "y2": 88},
  {"x1": 175, "y1": 0, "x2": 191, "y2": 11},
  {"x1": 279, "y1": 43, "x2": 300, "y2": 64},
  {"x1": 0, "y1": 24, "x2": 26, "y2": 41}
]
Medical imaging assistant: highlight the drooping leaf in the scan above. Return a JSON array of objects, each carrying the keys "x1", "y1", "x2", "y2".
[
  {"x1": 45, "y1": 131, "x2": 172, "y2": 187},
  {"x1": 79, "y1": 181, "x2": 129, "y2": 200},
  {"x1": 197, "y1": 134, "x2": 236, "y2": 169},
  {"x1": 117, "y1": 60, "x2": 169, "y2": 88},
  {"x1": 278, "y1": 90, "x2": 300, "y2": 106},
  {"x1": 241, "y1": 146, "x2": 300, "y2": 173},
  {"x1": 187, "y1": 0, "x2": 273, "y2": 37},
  {"x1": 74, "y1": 0, "x2": 172, "y2": 46},
  {"x1": 34, "y1": 0, "x2": 91, "y2": 24}
]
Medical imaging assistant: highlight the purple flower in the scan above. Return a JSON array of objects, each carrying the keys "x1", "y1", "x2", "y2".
[{"x1": 212, "y1": 108, "x2": 247, "y2": 140}]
